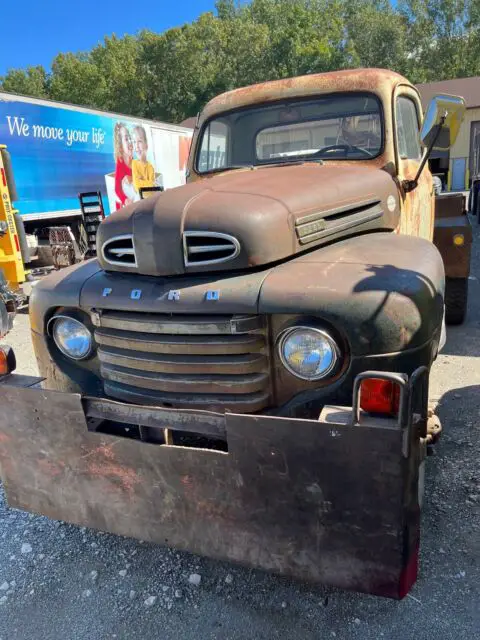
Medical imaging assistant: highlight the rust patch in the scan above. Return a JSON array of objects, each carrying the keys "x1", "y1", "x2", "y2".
[
  {"x1": 82, "y1": 441, "x2": 140, "y2": 495},
  {"x1": 398, "y1": 159, "x2": 434, "y2": 241},
  {"x1": 199, "y1": 68, "x2": 407, "y2": 124},
  {"x1": 86, "y1": 458, "x2": 140, "y2": 495},
  {"x1": 37, "y1": 458, "x2": 65, "y2": 478},
  {"x1": 81, "y1": 441, "x2": 117, "y2": 461},
  {"x1": 181, "y1": 474, "x2": 194, "y2": 490}
]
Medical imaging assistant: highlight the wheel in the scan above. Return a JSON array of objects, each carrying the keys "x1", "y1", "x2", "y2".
[{"x1": 445, "y1": 277, "x2": 468, "y2": 325}]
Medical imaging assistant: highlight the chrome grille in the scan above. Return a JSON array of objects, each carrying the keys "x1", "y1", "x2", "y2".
[
  {"x1": 102, "y1": 235, "x2": 137, "y2": 267},
  {"x1": 183, "y1": 231, "x2": 240, "y2": 266},
  {"x1": 92, "y1": 311, "x2": 271, "y2": 412}
]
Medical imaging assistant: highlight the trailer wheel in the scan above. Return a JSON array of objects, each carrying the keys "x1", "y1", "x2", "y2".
[{"x1": 445, "y1": 277, "x2": 468, "y2": 325}]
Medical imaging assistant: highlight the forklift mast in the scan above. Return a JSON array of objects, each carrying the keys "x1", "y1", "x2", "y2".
[{"x1": 0, "y1": 145, "x2": 27, "y2": 291}]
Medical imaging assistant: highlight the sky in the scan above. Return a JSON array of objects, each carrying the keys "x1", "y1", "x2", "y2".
[{"x1": 0, "y1": 0, "x2": 217, "y2": 75}]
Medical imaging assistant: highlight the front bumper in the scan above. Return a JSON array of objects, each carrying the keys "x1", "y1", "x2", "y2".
[{"x1": 0, "y1": 370, "x2": 425, "y2": 599}]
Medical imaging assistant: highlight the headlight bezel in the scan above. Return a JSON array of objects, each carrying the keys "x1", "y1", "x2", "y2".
[
  {"x1": 277, "y1": 325, "x2": 341, "y2": 381},
  {"x1": 47, "y1": 314, "x2": 94, "y2": 361}
]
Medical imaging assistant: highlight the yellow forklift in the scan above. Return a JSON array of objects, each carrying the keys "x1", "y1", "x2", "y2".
[
  {"x1": 0, "y1": 145, "x2": 29, "y2": 281},
  {"x1": 0, "y1": 143, "x2": 95, "y2": 377},
  {"x1": 0, "y1": 145, "x2": 27, "y2": 375},
  {"x1": 0, "y1": 145, "x2": 29, "y2": 328},
  {"x1": 0, "y1": 143, "x2": 67, "y2": 314}
]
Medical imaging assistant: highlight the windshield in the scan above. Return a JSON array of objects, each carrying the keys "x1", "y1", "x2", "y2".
[{"x1": 196, "y1": 93, "x2": 383, "y2": 173}]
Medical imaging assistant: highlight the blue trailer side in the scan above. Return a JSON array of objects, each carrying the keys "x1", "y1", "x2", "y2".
[{"x1": 0, "y1": 92, "x2": 192, "y2": 223}]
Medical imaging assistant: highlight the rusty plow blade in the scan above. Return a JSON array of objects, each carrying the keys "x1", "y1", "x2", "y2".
[{"x1": 0, "y1": 374, "x2": 422, "y2": 599}]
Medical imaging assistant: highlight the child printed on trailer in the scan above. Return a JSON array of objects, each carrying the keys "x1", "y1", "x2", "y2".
[
  {"x1": 113, "y1": 122, "x2": 135, "y2": 210},
  {"x1": 132, "y1": 126, "x2": 156, "y2": 194},
  {"x1": 113, "y1": 122, "x2": 161, "y2": 210}
]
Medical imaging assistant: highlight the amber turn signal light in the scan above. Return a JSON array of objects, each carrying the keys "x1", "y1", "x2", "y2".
[
  {"x1": 360, "y1": 378, "x2": 400, "y2": 416},
  {"x1": 0, "y1": 346, "x2": 16, "y2": 376}
]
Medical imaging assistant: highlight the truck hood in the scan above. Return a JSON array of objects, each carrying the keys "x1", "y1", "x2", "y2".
[{"x1": 97, "y1": 163, "x2": 400, "y2": 277}]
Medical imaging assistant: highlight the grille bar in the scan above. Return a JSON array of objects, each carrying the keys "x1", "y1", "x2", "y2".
[
  {"x1": 98, "y1": 345, "x2": 268, "y2": 375},
  {"x1": 189, "y1": 244, "x2": 234, "y2": 254},
  {"x1": 104, "y1": 381, "x2": 271, "y2": 412},
  {"x1": 183, "y1": 231, "x2": 240, "y2": 266},
  {"x1": 101, "y1": 234, "x2": 137, "y2": 267},
  {"x1": 92, "y1": 310, "x2": 264, "y2": 335},
  {"x1": 101, "y1": 364, "x2": 269, "y2": 394},
  {"x1": 108, "y1": 248, "x2": 135, "y2": 256},
  {"x1": 94, "y1": 311, "x2": 271, "y2": 412},
  {"x1": 95, "y1": 328, "x2": 265, "y2": 355}
]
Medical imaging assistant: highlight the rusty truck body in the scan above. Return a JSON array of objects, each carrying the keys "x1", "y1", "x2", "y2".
[{"x1": 0, "y1": 68, "x2": 469, "y2": 598}]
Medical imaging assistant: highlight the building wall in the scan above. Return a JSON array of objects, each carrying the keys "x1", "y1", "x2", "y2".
[
  {"x1": 447, "y1": 106, "x2": 480, "y2": 189},
  {"x1": 450, "y1": 107, "x2": 480, "y2": 158}
]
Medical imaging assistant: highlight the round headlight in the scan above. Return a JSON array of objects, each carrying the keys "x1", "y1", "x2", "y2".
[
  {"x1": 278, "y1": 327, "x2": 339, "y2": 380},
  {"x1": 51, "y1": 316, "x2": 93, "y2": 360}
]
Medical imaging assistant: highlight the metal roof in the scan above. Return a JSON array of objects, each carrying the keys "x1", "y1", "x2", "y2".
[{"x1": 416, "y1": 76, "x2": 480, "y2": 109}]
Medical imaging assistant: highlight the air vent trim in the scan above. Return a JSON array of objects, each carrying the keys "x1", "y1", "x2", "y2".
[
  {"x1": 183, "y1": 231, "x2": 241, "y2": 267},
  {"x1": 295, "y1": 199, "x2": 383, "y2": 245},
  {"x1": 102, "y1": 234, "x2": 138, "y2": 268}
]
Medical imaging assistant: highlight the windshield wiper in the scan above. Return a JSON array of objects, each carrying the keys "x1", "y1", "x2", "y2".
[
  {"x1": 202, "y1": 158, "x2": 324, "y2": 175},
  {"x1": 261, "y1": 158, "x2": 324, "y2": 167},
  {"x1": 202, "y1": 164, "x2": 254, "y2": 175}
]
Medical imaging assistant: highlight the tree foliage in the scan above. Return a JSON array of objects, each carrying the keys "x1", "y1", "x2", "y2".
[
  {"x1": 1, "y1": 0, "x2": 479, "y2": 122},
  {"x1": 1, "y1": 65, "x2": 49, "y2": 98}
]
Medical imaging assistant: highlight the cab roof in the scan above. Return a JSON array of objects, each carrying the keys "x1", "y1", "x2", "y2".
[{"x1": 199, "y1": 68, "x2": 413, "y2": 123}]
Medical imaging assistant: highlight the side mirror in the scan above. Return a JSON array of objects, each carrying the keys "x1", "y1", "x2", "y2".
[
  {"x1": 403, "y1": 94, "x2": 466, "y2": 193},
  {"x1": 420, "y1": 94, "x2": 465, "y2": 150}
]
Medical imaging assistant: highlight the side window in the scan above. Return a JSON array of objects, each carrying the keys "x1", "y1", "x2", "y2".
[
  {"x1": 396, "y1": 97, "x2": 422, "y2": 161},
  {"x1": 198, "y1": 121, "x2": 228, "y2": 172}
]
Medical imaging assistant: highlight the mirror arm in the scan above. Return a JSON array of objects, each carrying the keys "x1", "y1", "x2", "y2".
[{"x1": 402, "y1": 116, "x2": 446, "y2": 193}]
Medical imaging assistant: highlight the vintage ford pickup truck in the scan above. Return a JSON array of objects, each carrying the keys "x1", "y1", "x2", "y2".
[{"x1": 0, "y1": 68, "x2": 469, "y2": 598}]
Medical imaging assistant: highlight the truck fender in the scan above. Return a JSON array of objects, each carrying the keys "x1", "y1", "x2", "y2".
[{"x1": 259, "y1": 232, "x2": 445, "y2": 356}]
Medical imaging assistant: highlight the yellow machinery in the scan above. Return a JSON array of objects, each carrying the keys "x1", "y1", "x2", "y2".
[
  {"x1": 0, "y1": 145, "x2": 27, "y2": 293},
  {"x1": 1, "y1": 143, "x2": 91, "y2": 306}
]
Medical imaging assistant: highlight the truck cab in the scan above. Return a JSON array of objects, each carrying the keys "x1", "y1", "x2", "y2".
[
  {"x1": 0, "y1": 68, "x2": 468, "y2": 599},
  {"x1": 27, "y1": 68, "x2": 463, "y2": 415},
  {"x1": 189, "y1": 68, "x2": 434, "y2": 240}
]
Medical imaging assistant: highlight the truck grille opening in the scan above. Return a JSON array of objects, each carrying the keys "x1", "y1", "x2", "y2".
[
  {"x1": 183, "y1": 231, "x2": 240, "y2": 266},
  {"x1": 102, "y1": 235, "x2": 137, "y2": 267},
  {"x1": 92, "y1": 310, "x2": 271, "y2": 412}
]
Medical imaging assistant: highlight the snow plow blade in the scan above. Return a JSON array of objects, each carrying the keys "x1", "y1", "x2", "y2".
[{"x1": 0, "y1": 372, "x2": 423, "y2": 599}]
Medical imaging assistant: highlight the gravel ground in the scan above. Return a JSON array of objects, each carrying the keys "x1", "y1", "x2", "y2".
[{"x1": 1, "y1": 221, "x2": 479, "y2": 639}]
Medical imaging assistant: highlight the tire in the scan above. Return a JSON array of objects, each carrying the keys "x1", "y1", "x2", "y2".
[{"x1": 445, "y1": 277, "x2": 468, "y2": 325}]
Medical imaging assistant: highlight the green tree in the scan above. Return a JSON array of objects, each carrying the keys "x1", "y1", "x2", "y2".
[
  {"x1": 49, "y1": 52, "x2": 107, "y2": 108},
  {"x1": 215, "y1": 0, "x2": 238, "y2": 20},
  {"x1": 139, "y1": 11, "x2": 271, "y2": 122},
  {"x1": 139, "y1": 22, "x2": 219, "y2": 122},
  {"x1": 90, "y1": 35, "x2": 146, "y2": 115},
  {"x1": 344, "y1": 1, "x2": 409, "y2": 74},
  {"x1": 399, "y1": 0, "x2": 480, "y2": 82},
  {"x1": 0, "y1": 65, "x2": 49, "y2": 98},
  {"x1": 3, "y1": 1, "x2": 479, "y2": 122},
  {"x1": 245, "y1": 0, "x2": 347, "y2": 78},
  {"x1": 49, "y1": 36, "x2": 146, "y2": 115}
]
